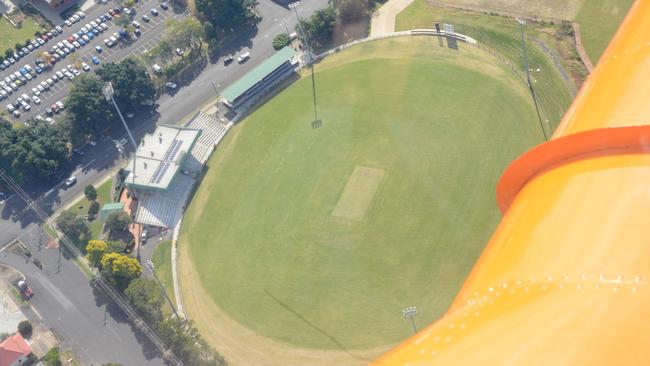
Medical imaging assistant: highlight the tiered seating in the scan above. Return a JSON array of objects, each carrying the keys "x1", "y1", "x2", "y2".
[{"x1": 185, "y1": 112, "x2": 232, "y2": 166}]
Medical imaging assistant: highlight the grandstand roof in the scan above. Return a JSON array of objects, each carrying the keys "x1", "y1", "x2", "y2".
[
  {"x1": 125, "y1": 125, "x2": 201, "y2": 191},
  {"x1": 221, "y1": 46, "x2": 296, "y2": 103}
]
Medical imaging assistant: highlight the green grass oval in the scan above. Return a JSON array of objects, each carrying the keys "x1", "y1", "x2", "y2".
[{"x1": 181, "y1": 37, "x2": 543, "y2": 349}]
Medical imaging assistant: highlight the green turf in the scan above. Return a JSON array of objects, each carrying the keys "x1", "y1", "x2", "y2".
[
  {"x1": 0, "y1": 17, "x2": 41, "y2": 55},
  {"x1": 575, "y1": 0, "x2": 634, "y2": 64},
  {"x1": 151, "y1": 240, "x2": 175, "y2": 315},
  {"x1": 64, "y1": 179, "x2": 113, "y2": 240},
  {"x1": 181, "y1": 37, "x2": 544, "y2": 349},
  {"x1": 396, "y1": 0, "x2": 573, "y2": 134}
]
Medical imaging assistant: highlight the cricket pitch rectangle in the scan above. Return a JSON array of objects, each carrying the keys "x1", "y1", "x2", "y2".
[{"x1": 332, "y1": 166, "x2": 385, "y2": 221}]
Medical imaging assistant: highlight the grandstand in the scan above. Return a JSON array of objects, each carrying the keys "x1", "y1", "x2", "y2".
[{"x1": 130, "y1": 113, "x2": 232, "y2": 228}]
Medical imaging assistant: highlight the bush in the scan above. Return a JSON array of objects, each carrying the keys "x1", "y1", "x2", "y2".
[
  {"x1": 84, "y1": 184, "x2": 97, "y2": 201},
  {"x1": 106, "y1": 211, "x2": 131, "y2": 232},
  {"x1": 272, "y1": 33, "x2": 290, "y2": 50},
  {"x1": 4, "y1": 49, "x2": 13, "y2": 58},
  {"x1": 43, "y1": 347, "x2": 61, "y2": 366},
  {"x1": 88, "y1": 200, "x2": 100, "y2": 219},
  {"x1": 14, "y1": 42, "x2": 22, "y2": 50},
  {"x1": 17, "y1": 320, "x2": 32, "y2": 338}
]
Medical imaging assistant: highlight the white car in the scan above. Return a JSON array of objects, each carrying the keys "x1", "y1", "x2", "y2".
[
  {"x1": 71, "y1": 68, "x2": 81, "y2": 76},
  {"x1": 6, "y1": 104, "x2": 14, "y2": 112},
  {"x1": 237, "y1": 51, "x2": 250, "y2": 63},
  {"x1": 81, "y1": 62, "x2": 90, "y2": 71},
  {"x1": 21, "y1": 102, "x2": 30, "y2": 111},
  {"x1": 40, "y1": 81, "x2": 49, "y2": 90},
  {"x1": 21, "y1": 93, "x2": 30, "y2": 101},
  {"x1": 104, "y1": 39, "x2": 113, "y2": 47},
  {"x1": 64, "y1": 19, "x2": 72, "y2": 27},
  {"x1": 65, "y1": 176, "x2": 77, "y2": 187},
  {"x1": 32, "y1": 96, "x2": 41, "y2": 104},
  {"x1": 90, "y1": 21, "x2": 98, "y2": 28},
  {"x1": 31, "y1": 87, "x2": 40, "y2": 96},
  {"x1": 101, "y1": 23, "x2": 108, "y2": 31},
  {"x1": 73, "y1": 41, "x2": 81, "y2": 48},
  {"x1": 76, "y1": 11, "x2": 85, "y2": 18},
  {"x1": 46, "y1": 78, "x2": 55, "y2": 86},
  {"x1": 45, "y1": 117, "x2": 54, "y2": 124},
  {"x1": 109, "y1": 36, "x2": 117, "y2": 44},
  {"x1": 25, "y1": 73, "x2": 32, "y2": 80},
  {"x1": 36, "y1": 84, "x2": 45, "y2": 93},
  {"x1": 71, "y1": 14, "x2": 80, "y2": 22}
]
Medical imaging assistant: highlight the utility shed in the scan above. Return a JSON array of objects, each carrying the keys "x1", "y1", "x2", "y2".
[{"x1": 100, "y1": 202, "x2": 125, "y2": 221}]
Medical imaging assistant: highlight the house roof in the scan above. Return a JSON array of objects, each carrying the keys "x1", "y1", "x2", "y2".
[
  {"x1": 221, "y1": 46, "x2": 296, "y2": 103},
  {"x1": 0, "y1": 333, "x2": 31, "y2": 366}
]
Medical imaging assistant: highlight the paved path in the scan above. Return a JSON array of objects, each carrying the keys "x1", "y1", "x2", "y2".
[
  {"x1": 370, "y1": 0, "x2": 415, "y2": 36},
  {"x1": 572, "y1": 22, "x2": 594, "y2": 73}
]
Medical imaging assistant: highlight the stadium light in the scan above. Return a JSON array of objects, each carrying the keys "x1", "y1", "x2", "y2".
[
  {"x1": 516, "y1": 18, "x2": 547, "y2": 141},
  {"x1": 402, "y1": 306, "x2": 418, "y2": 334},
  {"x1": 291, "y1": 1, "x2": 321, "y2": 127}
]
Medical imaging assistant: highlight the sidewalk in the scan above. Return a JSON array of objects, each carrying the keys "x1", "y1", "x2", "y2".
[{"x1": 370, "y1": 0, "x2": 415, "y2": 36}]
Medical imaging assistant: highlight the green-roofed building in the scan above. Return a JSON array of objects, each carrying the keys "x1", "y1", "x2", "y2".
[
  {"x1": 222, "y1": 46, "x2": 298, "y2": 109},
  {"x1": 99, "y1": 202, "x2": 125, "y2": 221}
]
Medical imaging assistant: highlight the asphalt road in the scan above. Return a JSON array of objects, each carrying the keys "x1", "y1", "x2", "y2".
[
  {"x1": 0, "y1": 0, "x2": 328, "y2": 362},
  {"x1": 3, "y1": 226, "x2": 164, "y2": 365}
]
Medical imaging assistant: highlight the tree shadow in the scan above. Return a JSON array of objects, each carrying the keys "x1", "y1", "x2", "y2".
[
  {"x1": 91, "y1": 283, "x2": 162, "y2": 360},
  {"x1": 207, "y1": 26, "x2": 258, "y2": 64}
]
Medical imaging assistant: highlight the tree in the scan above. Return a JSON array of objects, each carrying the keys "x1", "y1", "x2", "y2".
[
  {"x1": 163, "y1": 18, "x2": 205, "y2": 53},
  {"x1": 88, "y1": 200, "x2": 100, "y2": 219},
  {"x1": 86, "y1": 240, "x2": 108, "y2": 267},
  {"x1": 96, "y1": 58, "x2": 156, "y2": 114},
  {"x1": 106, "y1": 211, "x2": 131, "y2": 232},
  {"x1": 56, "y1": 211, "x2": 90, "y2": 249},
  {"x1": 297, "y1": 6, "x2": 337, "y2": 48},
  {"x1": 272, "y1": 33, "x2": 290, "y2": 50},
  {"x1": 331, "y1": 0, "x2": 368, "y2": 21},
  {"x1": 17, "y1": 320, "x2": 32, "y2": 338},
  {"x1": 157, "y1": 318, "x2": 227, "y2": 365},
  {"x1": 14, "y1": 42, "x2": 22, "y2": 50},
  {"x1": 0, "y1": 120, "x2": 70, "y2": 185},
  {"x1": 125, "y1": 278, "x2": 164, "y2": 325},
  {"x1": 43, "y1": 347, "x2": 61, "y2": 366},
  {"x1": 4, "y1": 48, "x2": 13, "y2": 58},
  {"x1": 195, "y1": 0, "x2": 259, "y2": 37},
  {"x1": 100, "y1": 252, "x2": 142, "y2": 290},
  {"x1": 66, "y1": 74, "x2": 114, "y2": 139},
  {"x1": 84, "y1": 184, "x2": 97, "y2": 201}
]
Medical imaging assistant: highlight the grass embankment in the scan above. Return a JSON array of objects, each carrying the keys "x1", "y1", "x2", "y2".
[
  {"x1": 575, "y1": 0, "x2": 634, "y2": 64},
  {"x1": 180, "y1": 36, "x2": 543, "y2": 350},
  {"x1": 0, "y1": 18, "x2": 40, "y2": 54},
  {"x1": 151, "y1": 240, "x2": 175, "y2": 315},
  {"x1": 396, "y1": 0, "x2": 575, "y2": 133}
]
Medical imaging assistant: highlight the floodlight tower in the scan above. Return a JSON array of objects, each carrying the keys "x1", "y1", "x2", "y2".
[
  {"x1": 103, "y1": 82, "x2": 139, "y2": 186},
  {"x1": 290, "y1": 1, "x2": 320, "y2": 126},
  {"x1": 516, "y1": 18, "x2": 547, "y2": 141},
  {"x1": 402, "y1": 306, "x2": 418, "y2": 334}
]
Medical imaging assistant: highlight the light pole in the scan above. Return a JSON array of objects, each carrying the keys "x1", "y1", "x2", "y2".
[
  {"x1": 516, "y1": 18, "x2": 547, "y2": 141},
  {"x1": 290, "y1": 1, "x2": 320, "y2": 127},
  {"x1": 402, "y1": 306, "x2": 418, "y2": 334},
  {"x1": 103, "y1": 82, "x2": 141, "y2": 259},
  {"x1": 146, "y1": 260, "x2": 180, "y2": 319}
]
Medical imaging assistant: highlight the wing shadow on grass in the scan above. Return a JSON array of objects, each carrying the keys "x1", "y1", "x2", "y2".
[{"x1": 263, "y1": 288, "x2": 373, "y2": 363}]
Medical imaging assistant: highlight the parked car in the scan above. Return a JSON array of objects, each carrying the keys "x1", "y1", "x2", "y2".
[
  {"x1": 65, "y1": 176, "x2": 77, "y2": 186},
  {"x1": 160, "y1": 2, "x2": 168, "y2": 9},
  {"x1": 15, "y1": 280, "x2": 33, "y2": 300},
  {"x1": 237, "y1": 52, "x2": 250, "y2": 63},
  {"x1": 150, "y1": 8, "x2": 159, "y2": 16}
]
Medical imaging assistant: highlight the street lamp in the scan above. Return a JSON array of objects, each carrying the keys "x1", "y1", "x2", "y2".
[
  {"x1": 402, "y1": 306, "x2": 418, "y2": 334},
  {"x1": 516, "y1": 18, "x2": 547, "y2": 141}
]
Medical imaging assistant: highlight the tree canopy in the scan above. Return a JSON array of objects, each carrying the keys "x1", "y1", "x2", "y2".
[
  {"x1": 56, "y1": 211, "x2": 90, "y2": 250},
  {"x1": 96, "y1": 58, "x2": 156, "y2": 113},
  {"x1": 66, "y1": 74, "x2": 114, "y2": 139},
  {"x1": 101, "y1": 252, "x2": 142, "y2": 290},
  {"x1": 125, "y1": 278, "x2": 164, "y2": 325},
  {"x1": 331, "y1": 0, "x2": 368, "y2": 21},
  {"x1": 297, "y1": 6, "x2": 337, "y2": 48},
  {"x1": 84, "y1": 184, "x2": 97, "y2": 201},
  {"x1": 0, "y1": 120, "x2": 70, "y2": 185},
  {"x1": 86, "y1": 239, "x2": 109, "y2": 267},
  {"x1": 106, "y1": 211, "x2": 131, "y2": 232},
  {"x1": 195, "y1": 0, "x2": 259, "y2": 37},
  {"x1": 272, "y1": 33, "x2": 290, "y2": 50}
]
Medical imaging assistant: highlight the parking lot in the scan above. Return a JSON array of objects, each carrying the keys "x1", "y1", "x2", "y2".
[{"x1": 0, "y1": 0, "x2": 186, "y2": 123}]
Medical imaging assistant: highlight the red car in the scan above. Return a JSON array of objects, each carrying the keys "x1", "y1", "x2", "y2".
[
  {"x1": 16, "y1": 280, "x2": 33, "y2": 300},
  {"x1": 51, "y1": 104, "x2": 59, "y2": 113},
  {"x1": 67, "y1": 36, "x2": 75, "y2": 43}
]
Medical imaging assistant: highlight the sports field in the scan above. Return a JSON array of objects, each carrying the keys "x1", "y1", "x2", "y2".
[
  {"x1": 575, "y1": 0, "x2": 634, "y2": 63},
  {"x1": 179, "y1": 37, "x2": 544, "y2": 364},
  {"x1": 0, "y1": 18, "x2": 40, "y2": 54}
]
